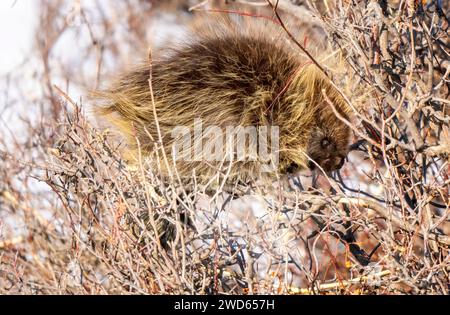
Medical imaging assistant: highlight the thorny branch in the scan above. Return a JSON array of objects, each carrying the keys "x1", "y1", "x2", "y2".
[{"x1": 0, "y1": 0, "x2": 448, "y2": 295}]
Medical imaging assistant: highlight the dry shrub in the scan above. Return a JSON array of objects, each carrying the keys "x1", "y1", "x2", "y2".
[{"x1": 0, "y1": 0, "x2": 449, "y2": 294}]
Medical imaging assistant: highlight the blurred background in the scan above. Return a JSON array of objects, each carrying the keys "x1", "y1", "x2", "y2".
[{"x1": 0, "y1": 0, "x2": 448, "y2": 295}]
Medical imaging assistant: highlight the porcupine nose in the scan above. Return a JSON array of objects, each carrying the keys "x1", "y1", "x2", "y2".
[
  {"x1": 320, "y1": 155, "x2": 346, "y2": 172},
  {"x1": 330, "y1": 155, "x2": 346, "y2": 171}
]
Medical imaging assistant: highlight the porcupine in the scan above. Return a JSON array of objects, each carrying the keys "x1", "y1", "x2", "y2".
[{"x1": 95, "y1": 16, "x2": 353, "y2": 245}]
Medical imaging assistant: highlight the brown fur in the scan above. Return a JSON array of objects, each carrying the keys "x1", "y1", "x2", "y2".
[{"x1": 95, "y1": 17, "x2": 352, "y2": 185}]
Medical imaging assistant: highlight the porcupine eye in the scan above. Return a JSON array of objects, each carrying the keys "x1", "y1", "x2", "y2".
[{"x1": 321, "y1": 138, "x2": 331, "y2": 149}]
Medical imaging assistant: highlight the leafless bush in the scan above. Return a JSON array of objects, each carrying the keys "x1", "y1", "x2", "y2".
[{"x1": 0, "y1": 0, "x2": 448, "y2": 294}]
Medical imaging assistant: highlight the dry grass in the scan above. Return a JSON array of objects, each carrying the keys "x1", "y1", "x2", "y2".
[{"x1": 0, "y1": 0, "x2": 449, "y2": 294}]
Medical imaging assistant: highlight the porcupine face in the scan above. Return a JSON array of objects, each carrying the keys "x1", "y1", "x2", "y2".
[
  {"x1": 284, "y1": 121, "x2": 351, "y2": 175},
  {"x1": 306, "y1": 116, "x2": 351, "y2": 173},
  {"x1": 283, "y1": 66, "x2": 352, "y2": 175}
]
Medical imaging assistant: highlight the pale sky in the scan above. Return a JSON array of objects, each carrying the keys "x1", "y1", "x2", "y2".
[{"x1": 0, "y1": 0, "x2": 35, "y2": 75}]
